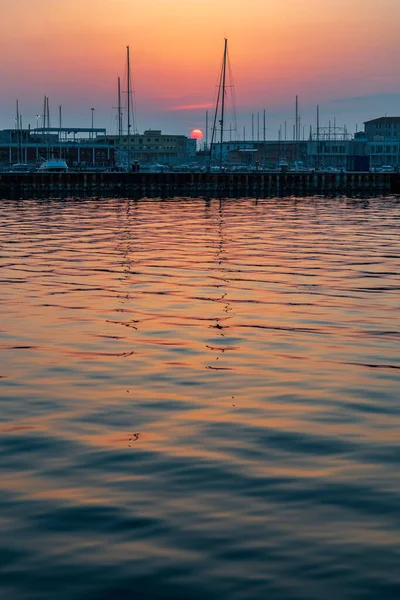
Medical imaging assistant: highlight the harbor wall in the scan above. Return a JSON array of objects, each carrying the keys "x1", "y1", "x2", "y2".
[{"x1": 0, "y1": 171, "x2": 398, "y2": 199}]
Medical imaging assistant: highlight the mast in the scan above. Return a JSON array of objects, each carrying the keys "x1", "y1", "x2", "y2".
[
  {"x1": 42, "y1": 96, "x2": 47, "y2": 147},
  {"x1": 316, "y1": 104, "x2": 320, "y2": 170},
  {"x1": 118, "y1": 76, "x2": 122, "y2": 142},
  {"x1": 126, "y1": 45, "x2": 131, "y2": 170},
  {"x1": 219, "y1": 38, "x2": 228, "y2": 167},
  {"x1": 59, "y1": 105, "x2": 62, "y2": 158},
  {"x1": 263, "y1": 109, "x2": 266, "y2": 169},
  {"x1": 46, "y1": 97, "x2": 50, "y2": 128},
  {"x1": 278, "y1": 124, "x2": 281, "y2": 166},
  {"x1": 209, "y1": 39, "x2": 224, "y2": 166},
  {"x1": 46, "y1": 97, "x2": 51, "y2": 158},
  {"x1": 205, "y1": 110, "x2": 208, "y2": 152},
  {"x1": 295, "y1": 96, "x2": 299, "y2": 161},
  {"x1": 284, "y1": 120, "x2": 287, "y2": 163},
  {"x1": 16, "y1": 100, "x2": 21, "y2": 163}
]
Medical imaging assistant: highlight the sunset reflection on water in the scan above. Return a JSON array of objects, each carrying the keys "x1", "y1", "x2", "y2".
[{"x1": 0, "y1": 197, "x2": 399, "y2": 600}]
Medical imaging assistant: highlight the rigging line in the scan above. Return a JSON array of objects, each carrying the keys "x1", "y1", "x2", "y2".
[
  {"x1": 227, "y1": 50, "x2": 238, "y2": 140},
  {"x1": 210, "y1": 48, "x2": 224, "y2": 159},
  {"x1": 219, "y1": 39, "x2": 228, "y2": 166}
]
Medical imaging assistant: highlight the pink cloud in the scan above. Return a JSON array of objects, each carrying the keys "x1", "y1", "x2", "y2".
[{"x1": 169, "y1": 103, "x2": 214, "y2": 111}]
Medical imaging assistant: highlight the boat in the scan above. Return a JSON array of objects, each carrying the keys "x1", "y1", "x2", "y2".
[
  {"x1": 278, "y1": 159, "x2": 289, "y2": 172},
  {"x1": 37, "y1": 159, "x2": 68, "y2": 173},
  {"x1": 9, "y1": 163, "x2": 30, "y2": 172}
]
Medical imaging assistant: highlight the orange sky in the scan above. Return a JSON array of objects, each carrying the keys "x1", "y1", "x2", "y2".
[{"x1": 1, "y1": 0, "x2": 400, "y2": 135}]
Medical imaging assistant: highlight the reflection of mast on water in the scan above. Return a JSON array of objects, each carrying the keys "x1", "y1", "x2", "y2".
[
  {"x1": 106, "y1": 200, "x2": 142, "y2": 333},
  {"x1": 205, "y1": 199, "x2": 235, "y2": 371}
]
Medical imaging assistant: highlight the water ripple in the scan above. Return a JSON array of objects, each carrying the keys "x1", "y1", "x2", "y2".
[{"x1": 0, "y1": 197, "x2": 399, "y2": 600}]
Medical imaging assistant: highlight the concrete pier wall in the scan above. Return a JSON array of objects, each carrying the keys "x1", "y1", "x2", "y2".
[{"x1": 0, "y1": 171, "x2": 397, "y2": 199}]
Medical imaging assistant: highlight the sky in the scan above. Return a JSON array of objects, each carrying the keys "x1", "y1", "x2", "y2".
[{"x1": 1, "y1": 0, "x2": 400, "y2": 138}]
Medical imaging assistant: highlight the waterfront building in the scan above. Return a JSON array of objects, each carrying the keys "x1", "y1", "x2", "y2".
[
  {"x1": 364, "y1": 117, "x2": 400, "y2": 140},
  {"x1": 2, "y1": 115, "x2": 400, "y2": 172},
  {"x1": 106, "y1": 130, "x2": 196, "y2": 165},
  {"x1": 363, "y1": 118, "x2": 400, "y2": 169},
  {"x1": 306, "y1": 139, "x2": 353, "y2": 169},
  {"x1": 0, "y1": 127, "x2": 115, "y2": 168},
  {"x1": 210, "y1": 141, "x2": 307, "y2": 167},
  {"x1": 366, "y1": 140, "x2": 400, "y2": 170}
]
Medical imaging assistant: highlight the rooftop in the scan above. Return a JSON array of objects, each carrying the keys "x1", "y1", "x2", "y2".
[{"x1": 364, "y1": 117, "x2": 400, "y2": 125}]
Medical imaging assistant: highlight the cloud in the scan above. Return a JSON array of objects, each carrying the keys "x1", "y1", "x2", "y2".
[
  {"x1": 331, "y1": 92, "x2": 400, "y2": 105},
  {"x1": 169, "y1": 103, "x2": 214, "y2": 111}
]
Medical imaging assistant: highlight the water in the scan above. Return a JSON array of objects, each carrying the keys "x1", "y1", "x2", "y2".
[{"x1": 0, "y1": 197, "x2": 399, "y2": 600}]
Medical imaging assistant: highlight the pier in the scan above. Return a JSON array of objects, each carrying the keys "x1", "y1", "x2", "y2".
[{"x1": 0, "y1": 171, "x2": 399, "y2": 199}]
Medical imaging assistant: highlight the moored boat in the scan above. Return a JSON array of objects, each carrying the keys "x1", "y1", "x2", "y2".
[{"x1": 37, "y1": 159, "x2": 68, "y2": 173}]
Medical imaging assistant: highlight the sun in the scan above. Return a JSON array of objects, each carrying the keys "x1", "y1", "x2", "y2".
[{"x1": 190, "y1": 129, "x2": 204, "y2": 141}]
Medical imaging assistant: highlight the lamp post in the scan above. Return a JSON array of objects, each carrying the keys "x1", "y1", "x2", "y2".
[{"x1": 36, "y1": 114, "x2": 40, "y2": 130}]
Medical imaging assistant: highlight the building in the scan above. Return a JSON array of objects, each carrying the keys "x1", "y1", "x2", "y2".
[
  {"x1": 0, "y1": 127, "x2": 115, "y2": 168},
  {"x1": 363, "y1": 117, "x2": 400, "y2": 169},
  {"x1": 306, "y1": 139, "x2": 354, "y2": 169},
  {"x1": 364, "y1": 117, "x2": 400, "y2": 140},
  {"x1": 107, "y1": 130, "x2": 196, "y2": 165},
  {"x1": 366, "y1": 140, "x2": 400, "y2": 170},
  {"x1": 210, "y1": 140, "x2": 307, "y2": 166}
]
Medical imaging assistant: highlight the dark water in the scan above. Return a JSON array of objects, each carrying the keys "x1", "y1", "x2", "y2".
[{"x1": 0, "y1": 197, "x2": 399, "y2": 600}]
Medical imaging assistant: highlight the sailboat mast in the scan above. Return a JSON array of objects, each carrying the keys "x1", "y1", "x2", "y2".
[
  {"x1": 316, "y1": 104, "x2": 320, "y2": 170},
  {"x1": 126, "y1": 45, "x2": 131, "y2": 170},
  {"x1": 59, "y1": 105, "x2": 62, "y2": 158},
  {"x1": 118, "y1": 76, "x2": 122, "y2": 141},
  {"x1": 295, "y1": 95, "x2": 298, "y2": 163},
  {"x1": 219, "y1": 38, "x2": 228, "y2": 167},
  {"x1": 209, "y1": 49, "x2": 223, "y2": 164},
  {"x1": 205, "y1": 110, "x2": 208, "y2": 152},
  {"x1": 16, "y1": 100, "x2": 21, "y2": 163},
  {"x1": 46, "y1": 97, "x2": 51, "y2": 158},
  {"x1": 42, "y1": 96, "x2": 46, "y2": 147},
  {"x1": 263, "y1": 109, "x2": 266, "y2": 168}
]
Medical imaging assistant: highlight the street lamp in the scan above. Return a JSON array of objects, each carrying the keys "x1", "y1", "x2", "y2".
[{"x1": 36, "y1": 114, "x2": 40, "y2": 130}]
